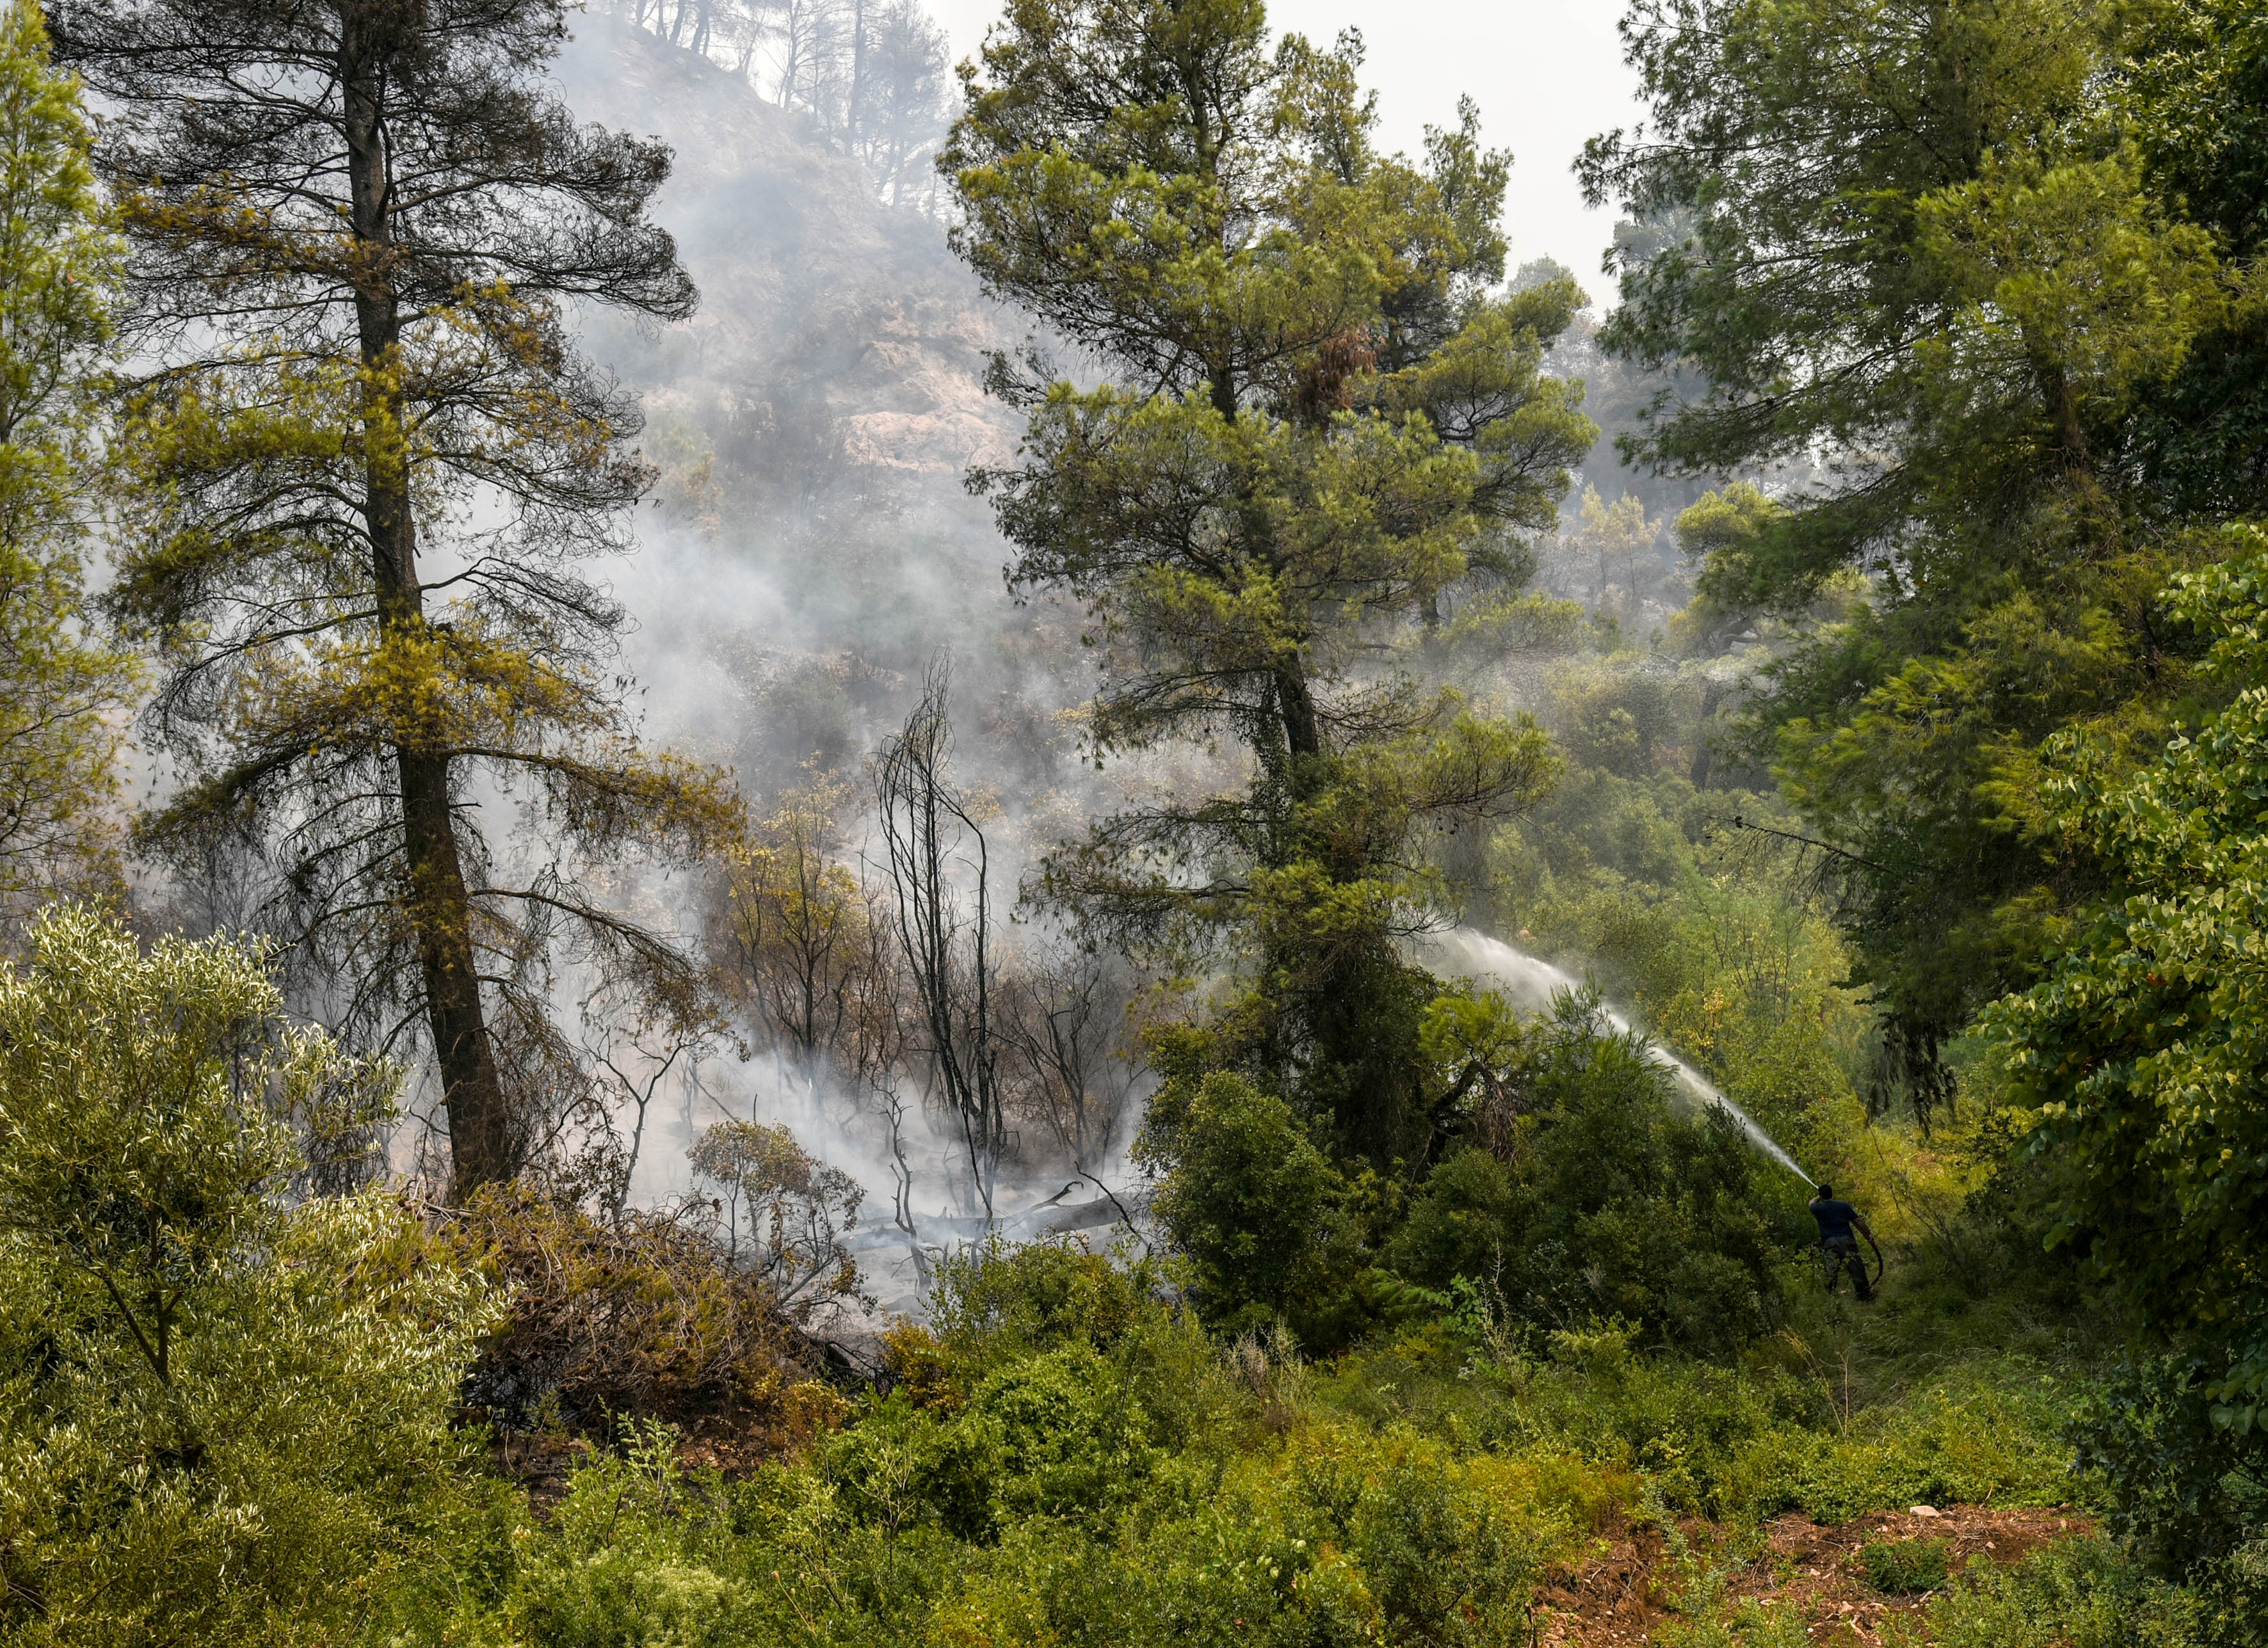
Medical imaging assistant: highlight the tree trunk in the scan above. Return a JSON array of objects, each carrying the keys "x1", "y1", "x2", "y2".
[
  {"x1": 848, "y1": 0, "x2": 865, "y2": 152},
  {"x1": 342, "y1": 28, "x2": 511, "y2": 1201},
  {"x1": 1276, "y1": 655, "x2": 1322, "y2": 760},
  {"x1": 1689, "y1": 681, "x2": 1722, "y2": 788}
]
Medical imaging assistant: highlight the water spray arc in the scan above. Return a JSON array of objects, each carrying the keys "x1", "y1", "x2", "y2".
[{"x1": 1424, "y1": 929, "x2": 1817, "y2": 1187}]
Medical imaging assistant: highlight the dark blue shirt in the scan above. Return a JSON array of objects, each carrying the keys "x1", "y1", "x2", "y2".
[{"x1": 1810, "y1": 1198, "x2": 1859, "y2": 1242}]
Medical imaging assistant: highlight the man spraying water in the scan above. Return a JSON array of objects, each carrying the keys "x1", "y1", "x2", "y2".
[{"x1": 1808, "y1": 1184, "x2": 1881, "y2": 1301}]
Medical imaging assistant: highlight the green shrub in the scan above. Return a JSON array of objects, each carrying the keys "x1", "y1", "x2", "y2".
[
  {"x1": 1341, "y1": 1447, "x2": 1540, "y2": 1642},
  {"x1": 929, "y1": 1233, "x2": 1168, "y2": 1372},
  {"x1": 1790, "y1": 1366, "x2": 2075, "y2": 1524},
  {"x1": 827, "y1": 1342, "x2": 1159, "y2": 1541},
  {"x1": 1897, "y1": 1536, "x2": 2216, "y2": 1648},
  {"x1": 2071, "y1": 1353, "x2": 2268, "y2": 1581},
  {"x1": 1862, "y1": 1535, "x2": 1951, "y2": 1594},
  {"x1": 1653, "y1": 1597, "x2": 1814, "y2": 1648},
  {"x1": 1390, "y1": 1002, "x2": 1806, "y2": 1357},
  {"x1": 1139, "y1": 1069, "x2": 1366, "y2": 1345},
  {"x1": 916, "y1": 1235, "x2": 1239, "y2": 1457},
  {"x1": 0, "y1": 905, "x2": 497, "y2": 1644},
  {"x1": 500, "y1": 1424, "x2": 764, "y2": 1648}
]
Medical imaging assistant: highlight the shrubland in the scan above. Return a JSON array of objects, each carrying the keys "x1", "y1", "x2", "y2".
[{"x1": 0, "y1": 890, "x2": 2234, "y2": 1644}]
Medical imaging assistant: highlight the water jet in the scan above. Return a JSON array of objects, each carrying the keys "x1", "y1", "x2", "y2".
[{"x1": 1422, "y1": 927, "x2": 1817, "y2": 1187}]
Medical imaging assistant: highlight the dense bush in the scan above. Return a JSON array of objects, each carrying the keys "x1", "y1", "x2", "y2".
[
  {"x1": 1903, "y1": 1536, "x2": 2220, "y2": 1648},
  {"x1": 1136, "y1": 1067, "x2": 1371, "y2": 1347},
  {"x1": 2065, "y1": 1354, "x2": 2268, "y2": 1635},
  {"x1": 826, "y1": 1342, "x2": 1160, "y2": 1540},
  {"x1": 1388, "y1": 1003, "x2": 1807, "y2": 1356},
  {"x1": 0, "y1": 906, "x2": 497, "y2": 1644}
]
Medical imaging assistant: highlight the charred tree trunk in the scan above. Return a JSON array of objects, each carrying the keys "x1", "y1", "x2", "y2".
[{"x1": 876, "y1": 666, "x2": 1005, "y2": 1222}]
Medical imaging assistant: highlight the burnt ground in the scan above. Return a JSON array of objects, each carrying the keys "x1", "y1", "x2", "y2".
[{"x1": 1532, "y1": 1503, "x2": 2093, "y2": 1645}]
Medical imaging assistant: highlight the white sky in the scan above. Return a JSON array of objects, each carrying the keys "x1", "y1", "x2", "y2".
[{"x1": 926, "y1": 0, "x2": 1643, "y2": 291}]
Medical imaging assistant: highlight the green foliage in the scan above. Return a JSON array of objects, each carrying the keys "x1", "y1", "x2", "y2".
[
  {"x1": 0, "y1": 0, "x2": 135, "y2": 909},
  {"x1": 0, "y1": 904, "x2": 497, "y2": 1643},
  {"x1": 1579, "y1": 0, "x2": 2267, "y2": 1114},
  {"x1": 927, "y1": 1235, "x2": 1174, "y2": 1376},
  {"x1": 1580, "y1": 0, "x2": 2212, "y2": 582},
  {"x1": 945, "y1": 0, "x2": 1586, "y2": 1160},
  {"x1": 1389, "y1": 999, "x2": 1805, "y2": 1357},
  {"x1": 442, "y1": 1256, "x2": 1585, "y2": 1648},
  {"x1": 1653, "y1": 1597, "x2": 1812, "y2": 1648},
  {"x1": 1981, "y1": 529, "x2": 2268, "y2": 1564},
  {"x1": 1319, "y1": 1318, "x2": 2079, "y2": 1524},
  {"x1": 1860, "y1": 1534, "x2": 1950, "y2": 1594},
  {"x1": 430, "y1": 1254, "x2": 2099, "y2": 1645},
  {"x1": 2108, "y1": 0, "x2": 2268, "y2": 515},
  {"x1": 12, "y1": 3, "x2": 2264, "y2": 1642},
  {"x1": 1138, "y1": 1068, "x2": 1367, "y2": 1346},
  {"x1": 1481, "y1": 759, "x2": 1872, "y2": 1165},
  {"x1": 1895, "y1": 1535, "x2": 2220, "y2": 1648},
  {"x1": 2067, "y1": 1355, "x2": 2267, "y2": 1580},
  {"x1": 0, "y1": 980, "x2": 2112, "y2": 1646},
  {"x1": 826, "y1": 1343, "x2": 1161, "y2": 1541}
]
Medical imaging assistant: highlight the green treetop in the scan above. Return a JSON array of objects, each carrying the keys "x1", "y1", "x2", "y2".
[
  {"x1": 0, "y1": 0, "x2": 135, "y2": 914},
  {"x1": 1580, "y1": 0, "x2": 2258, "y2": 1114},
  {"x1": 943, "y1": 0, "x2": 1593, "y2": 1162}
]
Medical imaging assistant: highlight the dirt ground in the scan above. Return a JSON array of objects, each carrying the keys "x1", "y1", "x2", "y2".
[{"x1": 1531, "y1": 1503, "x2": 2093, "y2": 1645}]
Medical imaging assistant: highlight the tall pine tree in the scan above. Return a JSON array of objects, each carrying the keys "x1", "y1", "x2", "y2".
[
  {"x1": 944, "y1": 1, "x2": 1591, "y2": 1162},
  {"x1": 51, "y1": 0, "x2": 737, "y2": 1198}
]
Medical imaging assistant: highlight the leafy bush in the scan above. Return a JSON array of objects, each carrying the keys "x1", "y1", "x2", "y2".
[
  {"x1": 0, "y1": 905, "x2": 496, "y2": 1643},
  {"x1": 2070, "y1": 1352, "x2": 2268, "y2": 1608},
  {"x1": 1862, "y1": 1535, "x2": 1951, "y2": 1594},
  {"x1": 1981, "y1": 534, "x2": 2268, "y2": 1564},
  {"x1": 1898, "y1": 1536, "x2": 2217, "y2": 1648},
  {"x1": 1138, "y1": 1068, "x2": 1367, "y2": 1345},
  {"x1": 1390, "y1": 1002, "x2": 1805, "y2": 1356},
  {"x1": 497, "y1": 1422, "x2": 760, "y2": 1648},
  {"x1": 828, "y1": 1342, "x2": 1159, "y2": 1541},
  {"x1": 1653, "y1": 1597, "x2": 1814, "y2": 1648},
  {"x1": 927, "y1": 1233, "x2": 1168, "y2": 1373},
  {"x1": 1709, "y1": 1363, "x2": 2077, "y2": 1525}
]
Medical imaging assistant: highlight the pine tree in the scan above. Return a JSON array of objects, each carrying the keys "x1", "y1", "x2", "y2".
[
  {"x1": 943, "y1": 1, "x2": 1592, "y2": 1160},
  {"x1": 0, "y1": 0, "x2": 135, "y2": 913},
  {"x1": 1577, "y1": 0, "x2": 2248, "y2": 1114},
  {"x1": 51, "y1": 0, "x2": 739, "y2": 1199}
]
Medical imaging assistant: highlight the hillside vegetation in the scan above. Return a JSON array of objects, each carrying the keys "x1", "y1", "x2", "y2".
[{"x1": 1, "y1": 0, "x2": 2265, "y2": 1644}]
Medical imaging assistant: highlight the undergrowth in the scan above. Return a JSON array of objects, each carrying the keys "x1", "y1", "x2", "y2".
[{"x1": 358, "y1": 1232, "x2": 2235, "y2": 1647}]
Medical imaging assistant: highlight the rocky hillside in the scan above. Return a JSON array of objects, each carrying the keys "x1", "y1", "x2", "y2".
[{"x1": 555, "y1": 16, "x2": 1012, "y2": 487}]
